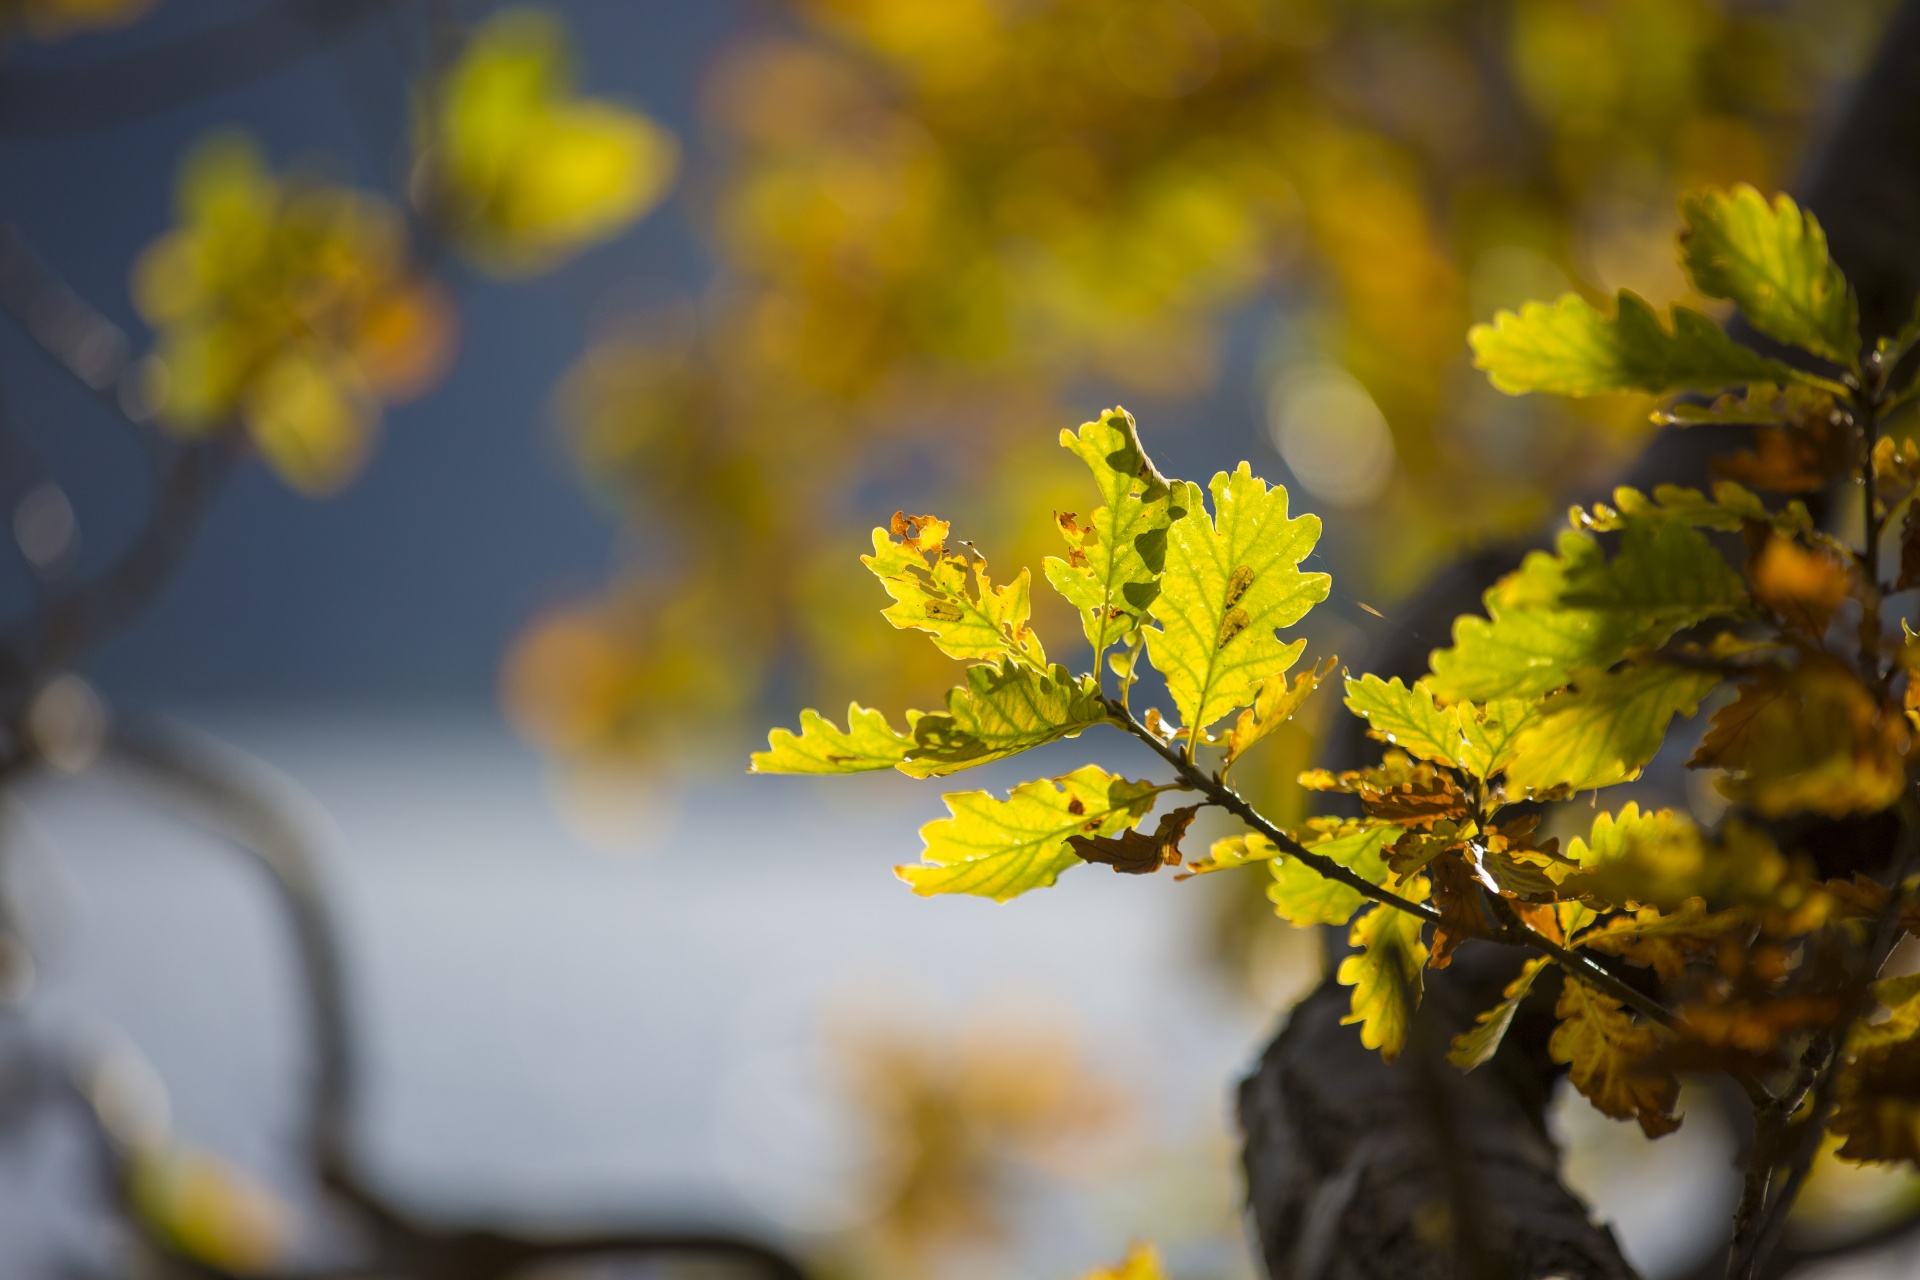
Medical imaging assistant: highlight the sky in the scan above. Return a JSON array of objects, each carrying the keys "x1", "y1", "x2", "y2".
[{"x1": 0, "y1": 0, "x2": 745, "y2": 706}]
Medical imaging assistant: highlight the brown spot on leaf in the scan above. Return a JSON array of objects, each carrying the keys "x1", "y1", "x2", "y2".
[
  {"x1": 923, "y1": 600, "x2": 965, "y2": 622},
  {"x1": 1067, "y1": 796, "x2": 1086, "y2": 816},
  {"x1": 1224, "y1": 564, "x2": 1254, "y2": 609},
  {"x1": 1216, "y1": 607, "x2": 1249, "y2": 650}
]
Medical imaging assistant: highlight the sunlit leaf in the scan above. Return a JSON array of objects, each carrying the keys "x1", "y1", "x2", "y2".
[
  {"x1": 1551, "y1": 977, "x2": 1682, "y2": 1138},
  {"x1": 1267, "y1": 822, "x2": 1403, "y2": 928},
  {"x1": 752, "y1": 702, "x2": 913, "y2": 773},
  {"x1": 1578, "y1": 900, "x2": 1748, "y2": 981},
  {"x1": 1080, "y1": 1241, "x2": 1169, "y2": 1280},
  {"x1": 1043, "y1": 407, "x2": 1178, "y2": 662},
  {"x1": 1470, "y1": 290, "x2": 1792, "y2": 397},
  {"x1": 1504, "y1": 661, "x2": 1720, "y2": 792},
  {"x1": 1428, "y1": 517, "x2": 1745, "y2": 703},
  {"x1": 900, "y1": 766, "x2": 1159, "y2": 900},
  {"x1": 1223, "y1": 654, "x2": 1336, "y2": 767},
  {"x1": 1344, "y1": 675, "x2": 1465, "y2": 768},
  {"x1": 900, "y1": 660, "x2": 1109, "y2": 777},
  {"x1": 1679, "y1": 185, "x2": 1859, "y2": 369},
  {"x1": 1337, "y1": 893, "x2": 1431, "y2": 1063},
  {"x1": 1448, "y1": 956, "x2": 1553, "y2": 1071},
  {"x1": 1455, "y1": 698, "x2": 1543, "y2": 779},
  {"x1": 865, "y1": 516, "x2": 1047, "y2": 666},
  {"x1": 1143, "y1": 466, "x2": 1329, "y2": 737}
]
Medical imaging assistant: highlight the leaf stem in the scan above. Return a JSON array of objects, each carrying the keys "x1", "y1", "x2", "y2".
[{"x1": 1109, "y1": 702, "x2": 1441, "y2": 925}]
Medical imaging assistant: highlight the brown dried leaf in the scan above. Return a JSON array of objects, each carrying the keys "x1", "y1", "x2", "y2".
[
  {"x1": 1551, "y1": 977, "x2": 1682, "y2": 1138},
  {"x1": 1069, "y1": 804, "x2": 1200, "y2": 875}
]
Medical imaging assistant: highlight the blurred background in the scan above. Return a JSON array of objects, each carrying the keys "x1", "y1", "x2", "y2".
[{"x1": 1, "y1": 1, "x2": 1917, "y2": 1277}]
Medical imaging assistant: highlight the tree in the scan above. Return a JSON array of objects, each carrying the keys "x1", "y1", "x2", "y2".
[{"x1": 755, "y1": 152, "x2": 1920, "y2": 1280}]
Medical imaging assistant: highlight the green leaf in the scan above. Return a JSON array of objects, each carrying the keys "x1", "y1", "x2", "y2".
[
  {"x1": 865, "y1": 517, "x2": 1047, "y2": 666},
  {"x1": 752, "y1": 703, "x2": 913, "y2": 774},
  {"x1": 1144, "y1": 466, "x2": 1329, "y2": 737},
  {"x1": 1470, "y1": 290, "x2": 1791, "y2": 397},
  {"x1": 1344, "y1": 675, "x2": 1464, "y2": 768},
  {"x1": 1573, "y1": 481, "x2": 1812, "y2": 539},
  {"x1": 1337, "y1": 896, "x2": 1430, "y2": 1063},
  {"x1": 1651, "y1": 381, "x2": 1835, "y2": 428},
  {"x1": 1505, "y1": 662, "x2": 1720, "y2": 793},
  {"x1": 1455, "y1": 698, "x2": 1542, "y2": 779},
  {"x1": 1566, "y1": 801, "x2": 1696, "y2": 869},
  {"x1": 1448, "y1": 956, "x2": 1553, "y2": 1071},
  {"x1": 1679, "y1": 186, "x2": 1859, "y2": 369},
  {"x1": 900, "y1": 765, "x2": 1159, "y2": 901},
  {"x1": 899, "y1": 660, "x2": 1110, "y2": 778},
  {"x1": 1427, "y1": 517, "x2": 1745, "y2": 703},
  {"x1": 1267, "y1": 822, "x2": 1400, "y2": 927},
  {"x1": 1043, "y1": 407, "x2": 1179, "y2": 663}
]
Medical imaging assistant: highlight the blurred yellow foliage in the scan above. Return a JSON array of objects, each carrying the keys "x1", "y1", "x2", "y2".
[
  {"x1": 133, "y1": 132, "x2": 454, "y2": 493},
  {"x1": 829, "y1": 1012, "x2": 1129, "y2": 1278},
  {"x1": 4, "y1": 0, "x2": 154, "y2": 39},
  {"x1": 510, "y1": 0, "x2": 1893, "y2": 772},
  {"x1": 129, "y1": 1145, "x2": 286, "y2": 1272},
  {"x1": 1081, "y1": 1241, "x2": 1170, "y2": 1280},
  {"x1": 420, "y1": 6, "x2": 678, "y2": 276}
]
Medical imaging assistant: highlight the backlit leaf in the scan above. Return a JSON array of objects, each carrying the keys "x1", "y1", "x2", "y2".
[
  {"x1": 1679, "y1": 186, "x2": 1859, "y2": 369},
  {"x1": 1144, "y1": 466, "x2": 1329, "y2": 737},
  {"x1": 1455, "y1": 698, "x2": 1543, "y2": 779},
  {"x1": 901, "y1": 766, "x2": 1159, "y2": 901},
  {"x1": 1551, "y1": 977, "x2": 1682, "y2": 1137},
  {"x1": 1223, "y1": 654, "x2": 1336, "y2": 767},
  {"x1": 865, "y1": 516, "x2": 1047, "y2": 666},
  {"x1": 1448, "y1": 956, "x2": 1553, "y2": 1071},
  {"x1": 1338, "y1": 893, "x2": 1431, "y2": 1063},
  {"x1": 1470, "y1": 290, "x2": 1792, "y2": 398},
  {"x1": 1080, "y1": 1241, "x2": 1169, "y2": 1280},
  {"x1": 1343, "y1": 675, "x2": 1464, "y2": 767},
  {"x1": 1504, "y1": 662, "x2": 1720, "y2": 792},
  {"x1": 1578, "y1": 900, "x2": 1748, "y2": 980},
  {"x1": 1428, "y1": 517, "x2": 1745, "y2": 703},
  {"x1": 753, "y1": 703, "x2": 913, "y2": 773},
  {"x1": 1043, "y1": 407, "x2": 1178, "y2": 662},
  {"x1": 899, "y1": 660, "x2": 1109, "y2": 778},
  {"x1": 1267, "y1": 822, "x2": 1402, "y2": 927}
]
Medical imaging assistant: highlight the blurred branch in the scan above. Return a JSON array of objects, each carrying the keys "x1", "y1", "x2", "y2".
[
  {"x1": 105, "y1": 718, "x2": 813, "y2": 1280},
  {"x1": 0, "y1": 0, "x2": 392, "y2": 138}
]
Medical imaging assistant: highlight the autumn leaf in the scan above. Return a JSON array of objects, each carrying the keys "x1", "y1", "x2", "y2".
[
  {"x1": 752, "y1": 703, "x2": 913, "y2": 773},
  {"x1": 1679, "y1": 186, "x2": 1859, "y2": 369},
  {"x1": 1223, "y1": 655, "x2": 1336, "y2": 767},
  {"x1": 865, "y1": 518, "x2": 1047, "y2": 666},
  {"x1": 1470, "y1": 290, "x2": 1794, "y2": 397},
  {"x1": 1069, "y1": 804, "x2": 1199, "y2": 875},
  {"x1": 1577, "y1": 900, "x2": 1747, "y2": 981},
  {"x1": 1455, "y1": 698, "x2": 1542, "y2": 779},
  {"x1": 1551, "y1": 977, "x2": 1682, "y2": 1138},
  {"x1": 1338, "y1": 893, "x2": 1431, "y2": 1063},
  {"x1": 1043, "y1": 407, "x2": 1178, "y2": 662},
  {"x1": 901, "y1": 766, "x2": 1160, "y2": 901},
  {"x1": 1448, "y1": 957, "x2": 1553, "y2": 1071},
  {"x1": 1080, "y1": 1241, "x2": 1169, "y2": 1280},
  {"x1": 900, "y1": 660, "x2": 1109, "y2": 777},
  {"x1": 1143, "y1": 465, "x2": 1329, "y2": 738},
  {"x1": 1428, "y1": 854, "x2": 1506, "y2": 969},
  {"x1": 1748, "y1": 536, "x2": 1854, "y2": 637},
  {"x1": 1689, "y1": 658, "x2": 1907, "y2": 818},
  {"x1": 1831, "y1": 974, "x2": 1920, "y2": 1165},
  {"x1": 1300, "y1": 752, "x2": 1472, "y2": 828}
]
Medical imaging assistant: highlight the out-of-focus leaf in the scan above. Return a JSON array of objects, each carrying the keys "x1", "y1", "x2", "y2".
[
  {"x1": 1449, "y1": 956, "x2": 1553, "y2": 1071},
  {"x1": 1679, "y1": 185, "x2": 1859, "y2": 369},
  {"x1": 1832, "y1": 975, "x2": 1920, "y2": 1165},
  {"x1": 1143, "y1": 466, "x2": 1328, "y2": 737},
  {"x1": 1043, "y1": 407, "x2": 1177, "y2": 661},
  {"x1": 1081, "y1": 1241, "x2": 1169, "y2": 1280},
  {"x1": 1337, "y1": 895, "x2": 1430, "y2": 1063},
  {"x1": 752, "y1": 702, "x2": 913, "y2": 773},
  {"x1": 900, "y1": 766, "x2": 1158, "y2": 900},
  {"x1": 1470, "y1": 291, "x2": 1792, "y2": 397},
  {"x1": 427, "y1": 6, "x2": 678, "y2": 275},
  {"x1": 1578, "y1": 900, "x2": 1747, "y2": 980},
  {"x1": 1749, "y1": 536, "x2": 1854, "y2": 636},
  {"x1": 1551, "y1": 977, "x2": 1682, "y2": 1138},
  {"x1": 1428, "y1": 517, "x2": 1745, "y2": 703},
  {"x1": 1504, "y1": 662, "x2": 1720, "y2": 792}
]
